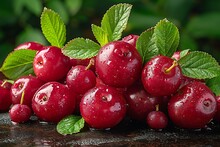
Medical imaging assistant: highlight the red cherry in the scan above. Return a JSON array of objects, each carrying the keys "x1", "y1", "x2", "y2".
[
  {"x1": 9, "y1": 104, "x2": 32, "y2": 123},
  {"x1": 10, "y1": 75, "x2": 44, "y2": 107},
  {"x1": 142, "y1": 55, "x2": 183, "y2": 96},
  {"x1": 168, "y1": 81, "x2": 217, "y2": 129},
  {"x1": 147, "y1": 109, "x2": 168, "y2": 129},
  {"x1": 125, "y1": 82, "x2": 163, "y2": 121},
  {"x1": 0, "y1": 81, "x2": 12, "y2": 111},
  {"x1": 80, "y1": 85, "x2": 127, "y2": 129},
  {"x1": 14, "y1": 41, "x2": 44, "y2": 51},
  {"x1": 214, "y1": 96, "x2": 220, "y2": 122},
  {"x1": 96, "y1": 41, "x2": 142, "y2": 88},
  {"x1": 33, "y1": 46, "x2": 71, "y2": 82},
  {"x1": 32, "y1": 82, "x2": 76, "y2": 123}
]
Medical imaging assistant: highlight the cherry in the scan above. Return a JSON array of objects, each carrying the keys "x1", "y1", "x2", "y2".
[
  {"x1": 95, "y1": 41, "x2": 142, "y2": 88},
  {"x1": 80, "y1": 85, "x2": 127, "y2": 129},
  {"x1": 146, "y1": 105, "x2": 168, "y2": 130},
  {"x1": 33, "y1": 46, "x2": 71, "y2": 82},
  {"x1": 122, "y1": 34, "x2": 139, "y2": 47},
  {"x1": 125, "y1": 82, "x2": 163, "y2": 121},
  {"x1": 9, "y1": 92, "x2": 32, "y2": 123},
  {"x1": 66, "y1": 60, "x2": 96, "y2": 95},
  {"x1": 32, "y1": 82, "x2": 76, "y2": 123},
  {"x1": 168, "y1": 81, "x2": 217, "y2": 129},
  {"x1": 142, "y1": 55, "x2": 183, "y2": 97},
  {"x1": 10, "y1": 75, "x2": 44, "y2": 108},
  {"x1": 14, "y1": 41, "x2": 44, "y2": 51},
  {"x1": 0, "y1": 80, "x2": 12, "y2": 111}
]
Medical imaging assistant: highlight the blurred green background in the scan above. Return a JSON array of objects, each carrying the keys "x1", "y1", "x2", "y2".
[{"x1": 1, "y1": 0, "x2": 220, "y2": 66}]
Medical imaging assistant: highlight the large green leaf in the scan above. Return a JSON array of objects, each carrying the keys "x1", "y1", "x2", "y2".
[
  {"x1": 178, "y1": 51, "x2": 220, "y2": 79},
  {"x1": 0, "y1": 49, "x2": 36, "y2": 80},
  {"x1": 41, "y1": 7, "x2": 66, "y2": 47},
  {"x1": 101, "y1": 3, "x2": 132, "y2": 42},
  {"x1": 136, "y1": 27, "x2": 158, "y2": 64},
  {"x1": 154, "y1": 19, "x2": 180, "y2": 57},
  {"x1": 206, "y1": 75, "x2": 220, "y2": 96},
  {"x1": 62, "y1": 38, "x2": 100, "y2": 59}
]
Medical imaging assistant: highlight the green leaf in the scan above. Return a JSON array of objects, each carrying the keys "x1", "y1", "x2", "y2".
[
  {"x1": 41, "y1": 7, "x2": 66, "y2": 48},
  {"x1": 62, "y1": 38, "x2": 100, "y2": 59},
  {"x1": 101, "y1": 3, "x2": 132, "y2": 42},
  {"x1": 136, "y1": 27, "x2": 158, "y2": 64},
  {"x1": 0, "y1": 49, "x2": 36, "y2": 80},
  {"x1": 91, "y1": 24, "x2": 108, "y2": 46},
  {"x1": 179, "y1": 49, "x2": 190, "y2": 59},
  {"x1": 56, "y1": 115, "x2": 85, "y2": 135},
  {"x1": 206, "y1": 76, "x2": 220, "y2": 96},
  {"x1": 154, "y1": 18, "x2": 180, "y2": 57},
  {"x1": 178, "y1": 51, "x2": 220, "y2": 79}
]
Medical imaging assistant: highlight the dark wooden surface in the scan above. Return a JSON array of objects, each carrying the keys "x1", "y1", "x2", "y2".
[{"x1": 1, "y1": 112, "x2": 220, "y2": 147}]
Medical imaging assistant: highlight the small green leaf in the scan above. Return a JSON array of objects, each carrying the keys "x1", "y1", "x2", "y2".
[
  {"x1": 179, "y1": 49, "x2": 190, "y2": 59},
  {"x1": 41, "y1": 7, "x2": 66, "y2": 47},
  {"x1": 136, "y1": 27, "x2": 158, "y2": 64},
  {"x1": 206, "y1": 76, "x2": 220, "y2": 96},
  {"x1": 62, "y1": 38, "x2": 100, "y2": 59},
  {"x1": 56, "y1": 115, "x2": 85, "y2": 135},
  {"x1": 91, "y1": 24, "x2": 108, "y2": 46},
  {"x1": 154, "y1": 18, "x2": 180, "y2": 57},
  {"x1": 0, "y1": 49, "x2": 36, "y2": 80},
  {"x1": 101, "y1": 3, "x2": 132, "y2": 42},
  {"x1": 178, "y1": 51, "x2": 220, "y2": 79}
]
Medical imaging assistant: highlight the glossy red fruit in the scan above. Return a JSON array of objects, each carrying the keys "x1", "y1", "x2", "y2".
[
  {"x1": 96, "y1": 41, "x2": 142, "y2": 88},
  {"x1": 70, "y1": 57, "x2": 96, "y2": 71},
  {"x1": 168, "y1": 81, "x2": 217, "y2": 129},
  {"x1": 10, "y1": 75, "x2": 44, "y2": 107},
  {"x1": 147, "y1": 110, "x2": 168, "y2": 129},
  {"x1": 125, "y1": 82, "x2": 163, "y2": 121},
  {"x1": 9, "y1": 104, "x2": 32, "y2": 123},
  {"x1": 14, "y1": 41, "x2": 44, "y2": 51},
  {"x1": 66, "y1": 65, "x2": 96, "y2": 94},
  {"x1": 80, "y1": 85, "x2": 127, "y2": 129},
  {"x1": 142, "y1": 55, "x2": 183, "y2": 97},
  {"x1": 33, "y1": 46, "x2": 71, "y2": 82},
  {"x1": 0, "y1": 80, "x2": 12, "y2": 89},
  {"x1": 0, "y1": 81, "x2": 12, "y2": 111},
  {"x1": 32, "y1": 82, "x2": 76, "y2": 123},
  {"x1": 122, "y1": 34, "x2": 139, "y2": 47}
]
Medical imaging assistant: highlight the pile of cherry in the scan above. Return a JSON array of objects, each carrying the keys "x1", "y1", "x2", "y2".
[{"x1": 1, "y1": 34, "x2": 220, "y2": 130}]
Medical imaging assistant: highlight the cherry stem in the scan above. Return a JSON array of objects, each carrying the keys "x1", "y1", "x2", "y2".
[
  {"x1": 20, "y1": 91, "x2": 25, "y2": 105},
  {"x1": 1, "y1": 80, "x2": 7, "y2": 87},
  {"x1": 165, "y1": 60, "x2": 178, "y2": 73},
  {"x1": 85, "y1": 58, "x2": 95, "y2": 70},
  {"x1": 155, "y1": 104, "x2": 159, "y2": 111}
]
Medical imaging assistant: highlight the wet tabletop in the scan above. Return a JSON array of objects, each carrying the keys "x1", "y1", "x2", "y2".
[{"x1": 1, "y1": 112, "x2": 220, "y2": 147}]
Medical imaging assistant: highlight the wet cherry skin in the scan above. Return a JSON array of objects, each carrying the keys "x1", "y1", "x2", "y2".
[
  {"x1": 80, "y1": 85, "x2": 127, "y2": 129},
  {"x1": 141, "y1": 55, "x2": 183, "y2": 97},
  {"x1": 96, "y1": 41, "x2": 142, "y2": 88},
  {"x1": 33, "y1": 46, "x2": 71, "y2": 82},
  {"x1": 168, "y1": 81, "x2": 217, "y2": 129},
  {"x1": 10, "y1": 75, "x2": 44, "y2": 107},
  {"x1": 32, "y1": 82, "x2": 76, "y2": 123},
  {"x1": 14, "y1": 41, "x2": 44, "y2": 51},
  {"x1": 122, "y1": 34, "x2": 139, "y2": 47},
  {"x1": 0, "y1": 81, "x2": 12, "y2": 111},
  {"x1": 9, "y1": 104, "x2": 32, "y2": 123},
  {"x1": 146, "y1": 110, "x2": 168, "y2": 129},
  {"x1": 214, "y1": 96, "x2": 220, "y2": 123}
]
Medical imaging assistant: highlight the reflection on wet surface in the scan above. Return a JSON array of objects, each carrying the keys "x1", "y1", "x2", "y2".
[{"x1": 1, "y1": 113, "x2": 220, "y2": 146}]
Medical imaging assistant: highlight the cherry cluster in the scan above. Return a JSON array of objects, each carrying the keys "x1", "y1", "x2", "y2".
[{"x1": 1, "y1": 35, "x2": 220, "y2": 131}]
